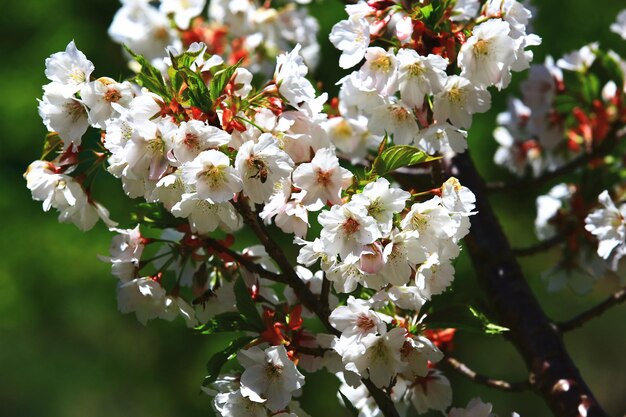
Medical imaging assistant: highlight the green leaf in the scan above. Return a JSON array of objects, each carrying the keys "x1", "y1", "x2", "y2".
[
  {"x1": 554, "y1": 94, "x2": 577, "y2": 114},
  {"x1": 130, "y1": 202, "x2": 184, "y2": 229},
  {"x1": 41, "y1": 132, "x2": 62, "y2": 159},
  {"x1": 179, "y1": 68, "x2": 212, "y2": 111},
  {"x1": 234, "y1": 277, "x2": 264, "y2": 330},
  {"x1": 202, "y1": 336, "x2": 255, "y2": 387},
  {"x1": 581, "y1": 73, "x2": 600, "y2": 103},
  {"x1": 209, "y1": 61, "x2": 242, "y2": 103},
  {"x1": 597, "y1": 50, "x2": 625, "y2": 90},
  {"x1": 468, "y1": 306, "x2": 510, "y2": 335},
  {"x1": 369, "y1": 145, "x2": 439, "y2": 178},
  {"x1": 169, "y1": 47, "x2": 204, "y2": 70},
  {"x1": 197, "y1": 312, "x2": 257, "y2": 334},
  {"x1": 339, "y1": 390, "x2": 360, "y2": 417},
  {"x1": 124, "y1": 45, "x2": 171, "y2": 101},
  {"x1": 419, "y1": 4, "x2": 434, "y2": 19},
  {"x1": 423, "y1": 305, "x2": 508, "y2": 335}
]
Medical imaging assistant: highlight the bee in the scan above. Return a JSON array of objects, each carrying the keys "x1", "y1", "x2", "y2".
[
  {"x1": 249, "y1": 159, "x2": 269, "y2": 183},
  {"x1": 192, "y1": 289, "x2": 216, "y2": 306}
]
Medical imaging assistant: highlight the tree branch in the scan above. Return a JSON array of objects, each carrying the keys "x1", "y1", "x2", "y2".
[
  {"x1": 511, "y1": 232, "x2": 566, "y2": 257},
  {"x1": 445, "y1": 151, "x2": 608, "y2": 417},
  {"x1": 444, "y1": 356, "x2": 530, "y2": 392},
  {"x1": 204, "y1": 237, "x2": 286, "y2": 284},
  {"x1": 558, "y1": 286, "x2": 626, "y2": 332},
  {"x1": 486, "y1": 134, "x2": 619, "y2": 193},
  {"x1": 232, "y1": 197, "x2": 401, "y2": 417}
]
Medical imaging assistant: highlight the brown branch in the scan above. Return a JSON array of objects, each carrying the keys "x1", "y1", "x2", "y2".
[
  {"x1": 444, "y1": 356, "x2": 530, "y2": 392},
  {"x1": 233, "y1": 197, "x2": 336, "y2": 333},
  {"x1": 558, "y1": 286, "x2": 626, "y2": 332},
  {"x1": 204, "y1": 237, "x2": 286, "y2": 284},
  {"x1": 232, "y1": 197, "x2": 401, "y2": 417},
  {"x1": 512, "y1": 232, "x2": 567, "y2": 257},
  {"x1": 293, "y1": 345, "x2": 329, "y2": 357},
  {"x1": 445, "y1": 151, "x2": 608, "y2": 417},
  {"x1": 486, "y1": 134, "x2": 619, "y2": 193}
]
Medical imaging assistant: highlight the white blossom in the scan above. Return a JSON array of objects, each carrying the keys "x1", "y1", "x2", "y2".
[
  {"x1": 117, "y1": 276, "x2": 166, "y2": 325},
  {"x1": 351, "y1": 178, "x2": 410, "y2": 235},
  {"x1": 449, "y1": 398, "x2": 494, "y2": 417},
  {"x1": 396, "y1": 49, "x2": 448, "y2": 108},
  {"x1": 45, "y1": 40, "x2": 94, "y2": 93},
  {"x1": 81, "y1": 78, "x2": 134, "y2": 128},
  {"x1": 433, "y1": 76, "x2": 491, "y2": 129},
  {"x1": 159, "y1": 0, "x2": 205, "y2": 29},
  {"x1": 416, "y1": 123, "x2": 468, "y2": 154},
  {"x1": 359, "y1": 47, "x2": 398, "y2": 95},
  {"x1": 292, "y1": 147, "x2": 353, "y2": 207},
  {"x1": 405, "y1": 369, "x2": 452, "y2": 414},
  {"x1": 318, "y1": 201, "x2": 381, "y2": 259},
  {"x1": 585, "y1": 190, "x2": 626, "y2": 259},
  {"x1": 330, "y1": 15, "x2": 370, "y2": 69},
  {"x1": 369, "y1": 100, "x2": 419, "y2": 146},
  {"x1": 610, "y1": 9, "x2": 626, "y2": 40},
  {"x1": 171, "y1": 193, "x2": 241, "y2": 234},
  {"x1": 169, "y1": 120, "x2": 231, "y2": 164},
  {"x1": 235, "y1": 134, "x2": 294, "y2": 204},
  {"x1": 459, "y1": 19, "x2": 517, "y2": 89},
  {"x1": 38, "y1": 82, "x2": 89, "y2": 150},
  {"x1": 99, "y1": 225, "x2": 145, "y2": 281},
  {"x1": 238, "y1": 345, "x2": 305, "y2": 412},
  {"x1": 349, "y1": 328, "x2": 407, "y2": 388},
  {"x1": 181, "y1": 150, "x2": 242, "y2": 203}
]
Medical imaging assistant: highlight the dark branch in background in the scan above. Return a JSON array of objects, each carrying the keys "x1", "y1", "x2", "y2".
[
  {"x1": 320, "y1": 275, "x2": 331, "y2": 317},
  {"x1": 486, "y1": 134, "x2": 619, "y2": 192},
  {"x1": 204, "y1": 237, "x2": 286, "y2": 283},
  {"x1": 512, "y1": 232, "x2": 567, "y2": 257},
  {"x1": 558, "y1": 286, "x2": 626, "y2": 332},
  {"x1": 442, "y1": 151, "x2": 609, "y2": 417},
  {"x1": 444, "y1": 356, "x2": 530, "y2": 392},
  {"x1": 232, "y1": 197, "x2": 401, "y2": 417}
]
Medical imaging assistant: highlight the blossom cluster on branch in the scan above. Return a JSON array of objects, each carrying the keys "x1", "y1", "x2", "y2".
[{"x1": 23, "y1": 1, "x2": 626, "y2": 417}]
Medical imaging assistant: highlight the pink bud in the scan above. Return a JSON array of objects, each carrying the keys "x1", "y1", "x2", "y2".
[
  {"x1": 396, "y1": 16, "x2": 414, "y2": 44},
  {"x1": 360, "y1": 242, "x2": 385, "y2": 274}
]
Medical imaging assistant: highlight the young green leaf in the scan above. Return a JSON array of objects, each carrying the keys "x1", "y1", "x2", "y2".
[
  {"x1": 123, "y1": 45, "x2": 172, "y2": 101},
  {"x1": 339, "y1": 390, "x2": 360, "y2": 417},
  {"x1": 369, "y1": 145, "x2": 439, "y2": 178},
  {"x1": 202, "y1": 336, "x2": 255, "y2": 387},
  {"x1": 423, "y1": 304, "x2": 509, "y2": 335},
  {"x1": 179, "y1": 68, "x2": 212, "y2": 112},
  {"x1": 234, "y1": 276, "x2": 264, "y2": 330},
  {"x1": 130, "y1": 202, "x2": 184, "y2": 229},
  {"x1": 41, "y1": 132, "x2": 62, "y2": 159},
  {"x1": 209, "y1": 61, "x2": 242, "y2": 103},
  {"x1": 197, "y1": 311, "x2": 258, "y2": 335}
]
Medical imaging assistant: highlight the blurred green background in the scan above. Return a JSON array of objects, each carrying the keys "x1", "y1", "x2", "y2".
[{"x1": 1, "y1": 1, "x2": 625, "y2": 416}]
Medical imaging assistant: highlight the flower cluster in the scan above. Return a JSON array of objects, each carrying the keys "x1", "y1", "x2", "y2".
[
  {"x1": 109, "y1": 0, "x2": 319, "y2": 76},
  {"x1": 327, "y1": 0, "x2": 539, "y2": 161},
  {"x1": 23, "y1": 1, "x2": 548, "y2": 416},
  {"x1": 493, "y1": 38, "x2": 626, "y2": 177},
  {"x1": 501, "y1": 10, "x2": 626, "y2": 293},
  {"x1": 585, "y1": 189, "x2": 626, "y2": 272}
]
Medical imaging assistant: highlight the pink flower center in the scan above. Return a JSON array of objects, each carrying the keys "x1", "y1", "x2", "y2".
[{"x1": 342, "y1": 217, "x2": 360, "y2": 235}]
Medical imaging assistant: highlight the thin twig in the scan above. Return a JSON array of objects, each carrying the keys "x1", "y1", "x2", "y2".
[
  {"x1": 444, "y1": 356, "x2": 531, "y2": 392},
  {"x1": 512, "y1": 232, "x2": 567, "y2": 257},
  {"x1": 293, "y1": 345, "x2": 329, "y2": 357},
  {"x1": 486, "y1": 134, "x2": 619, "y2": 192},
  {"x1": 558, "y1": 286, "x2": 626, "y2": 332},
  {"x1": 204, "y1": 237, "x2": 286, "y2": 284}
]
